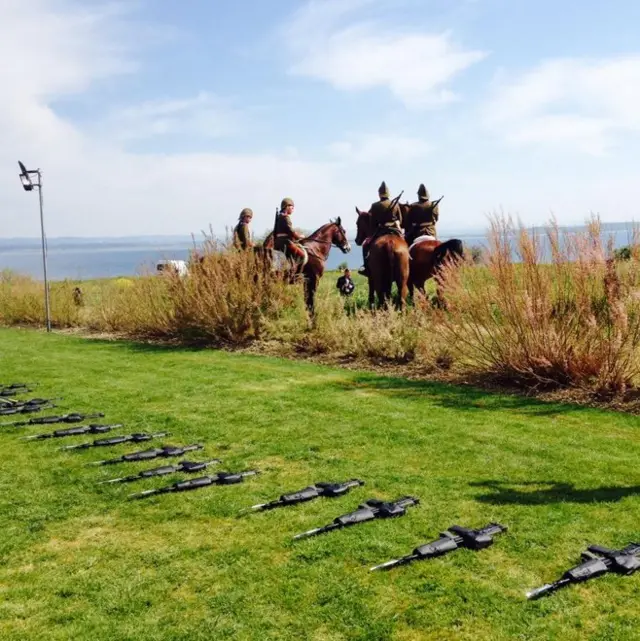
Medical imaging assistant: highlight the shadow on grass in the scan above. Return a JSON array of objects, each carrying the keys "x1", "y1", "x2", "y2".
[
  {"x1": 333, "y1": 373, "x2": 588, "y2": 417},
  {"x1": 470, "y1": 480, "x2": 640, "y2": 505},
  {"x1": 77, "y1": 335, "x2": 596, "y2": 416}
]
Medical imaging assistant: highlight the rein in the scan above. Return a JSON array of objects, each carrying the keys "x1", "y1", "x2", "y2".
[{"x1": 301, "y1": 224, "x2": 348, "y2": 260}]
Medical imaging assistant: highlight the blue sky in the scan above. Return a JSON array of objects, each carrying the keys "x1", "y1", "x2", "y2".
[{"x1": 1, "y1": 0, "x2": 639, "y2": 238}]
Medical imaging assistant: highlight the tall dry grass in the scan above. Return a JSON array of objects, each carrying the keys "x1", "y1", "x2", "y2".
[
  {"x1": 434, "y1": 214, "x2": 640, "y2": 395},
  {"x1": 4, "y1": 216, "x2": 640, "y2": 396},
  {"x1": 90, "y1": 239, "x2": 300, "y2": 345},
  {"x1": 0, "y1": 270, "x2": 80, "y2": 328}
]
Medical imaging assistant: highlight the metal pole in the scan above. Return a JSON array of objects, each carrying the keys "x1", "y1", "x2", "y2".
[{"x1": 36, "y1": 170, "x2": 51, "y2": 332}]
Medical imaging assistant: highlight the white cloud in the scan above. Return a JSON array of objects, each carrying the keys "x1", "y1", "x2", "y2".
[
  {"x1": 104, "y1": 93, "x2": 242, "y2": 140},
  {"x1": 0, "y1": 0, "x2": 354, "y2": 238},
  {"x1": 328, "y1": 133, "x2": 432, "y2": 163},
  {"x1": 284, "y1": 0, "x2": 487, "y2": 108},
  {"x1": 485, "y1": 56, "x2": 640, "y2": 155},
  {"x1": 0, "y1": 0, "x2": 134, "y2": 101}
]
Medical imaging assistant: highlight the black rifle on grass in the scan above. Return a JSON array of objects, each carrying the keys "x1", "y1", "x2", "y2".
[
  {"x1": 0, "y1": 400, "x2": 61, "y2": 415},
  {"x1": 526, "y1": 542, "x2": 640, "y2": 600},
  {"x1": 292, "y1": 496, "x2": 420, "y2": 540},
  {"x1": 22, "y1": 424, "x2": 124, "y2": 441},
  {"x1": 89, "y1": 443, "x2": 204, "y2": 466},
  {"x1": 370, "y1": 523, "x2": 507, "y2": 571},
  {"x1": 0, "y1": 383, "x2": 35, "y2": 395},
  {"x1": 59, "y1": 432, "x2": 170, "y2": 451},
  {"x1": 98, "y1": 458, "x2": 222, "y2": 484},
  {"x1": 0, "y1": 397, "x2": 60, "y2": 409},
  {"x1": 130, "y1": 469, "x2": 259, "y2": 499},
  {"x1": 246, "y1": 479, "x2": 364, "y2": 512},
  {"x1": 2, "y1": 412, "x2": 105, "y2": 427}
]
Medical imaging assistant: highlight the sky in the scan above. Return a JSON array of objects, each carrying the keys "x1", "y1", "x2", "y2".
[{"x1": 1, "y1": 0, "x2": 639, "y2": 239}]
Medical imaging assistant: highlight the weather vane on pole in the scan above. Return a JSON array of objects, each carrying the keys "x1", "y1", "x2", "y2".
[{"x1": 17, "y1": 161, "x2": 51, "y2": 333}]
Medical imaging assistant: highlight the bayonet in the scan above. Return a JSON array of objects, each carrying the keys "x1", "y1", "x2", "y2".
[
  {"x1": 89, "y1": 443, "x2": 204, "y2": 466},
  {"x1": 370, "y1": 523, "x2": 507, "y2": 571},
  {"x1": 292, "y1": 496, "x2": 419, "y2": 541},
  {"x1": 2, "y1": 412, "x2": 105, "y2": 427},
  {"x1": 0, "y1": 402, "x2": 58, "y2": 416},
  {"x1": 59, "y1": 431, "x2": 170, "y2": 451},
  {"x1": 130, "y1": 469, "x2": 259, "y2": 499},
  {"x1": 22, "y1": 424, "x2": 124, "y2": 441},
  {"x1": 526, "y1": 542, "x2": 640, "y2": 600},
  {"x1": 247, "y1": 479, "x2": 364, "y2": 512},
  {"x1": 99, "y1": 459, "x2": 222, "y2": 484}
]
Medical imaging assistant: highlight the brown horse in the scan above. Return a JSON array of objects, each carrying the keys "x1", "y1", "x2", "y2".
[
  {"x1": 398, "y1": 204, "x2": 465, "y2": 299},
  {"x1": 300, "y1": 218, "x2": 351, "y2": 314},
  {"x1": 355, "y1": 207, "x2": 410, "y2": 310},
  {"x1": 407, "y1": 237, "x2": 465, "y2": 299},
  {"x1": 258, "y1": 219, "x2": 351, "y2": 314}
]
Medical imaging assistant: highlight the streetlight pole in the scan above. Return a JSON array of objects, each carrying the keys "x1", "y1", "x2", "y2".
[{"x1": 18, "y1": 161, "x2": 51, "y2": 332}]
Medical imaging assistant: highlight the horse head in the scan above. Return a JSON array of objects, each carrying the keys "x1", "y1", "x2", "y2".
[
  {"x1": 355, "y1": 207, "x2": 374, "y2": 246},
  {"x1": 329, "y1": 217, "x2": 351, "y2": 254}
]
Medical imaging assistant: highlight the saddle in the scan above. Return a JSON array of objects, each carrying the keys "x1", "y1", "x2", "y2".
[
  {"x1": 371, "y1": 225, "x2": 404, "y2": 242},
  {"x1": 409, "y1": 235, "x2": 439, "y2": 252}
]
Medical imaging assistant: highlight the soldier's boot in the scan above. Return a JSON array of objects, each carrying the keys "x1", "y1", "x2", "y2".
[{"x1": 358, "y1": 253, "x2": 370, "y2": 277}]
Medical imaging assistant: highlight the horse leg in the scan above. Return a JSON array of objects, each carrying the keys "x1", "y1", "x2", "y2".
[
  {"x1": 368, "y1": 276, "x2": 375, "y2": 310},
  {"x1": 397, "y1": 274, "x2": 408, "y2": 311},
  {"x1": 383, "y1": 274, "x2": 393, "y2": 310},
  {"x1": 304, "y1": 274, "x2": 317, "y2": 316}
]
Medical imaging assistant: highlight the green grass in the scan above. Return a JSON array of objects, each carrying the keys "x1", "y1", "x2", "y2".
[{"x1": 0, "y1": 327, "x2": 639, "y2": 641}]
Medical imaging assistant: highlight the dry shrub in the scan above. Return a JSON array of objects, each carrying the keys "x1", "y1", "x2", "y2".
[
  {"x1": 0, "y1": 270, "x2": 80, "y2": 328},
  {"x1": 168, "y1": 239, "x2": 299, "y2": 344},
  {"x1": 435, "y1": 214, "x2": 640, "y2": 395},
  {"x1": 290, "y1": 288, "x2": 452, "y2": 367},
  {"x1": 89, "y1": 276, "x2": 174, "y2": 336},
  {"x1": 90, "y1": 238, "x2": 300, "y2": 344}
]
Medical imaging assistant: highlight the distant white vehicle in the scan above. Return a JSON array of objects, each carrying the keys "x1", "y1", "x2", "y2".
[{"x1": 156, "y1": 259, "x2": 188, "y2": 277}]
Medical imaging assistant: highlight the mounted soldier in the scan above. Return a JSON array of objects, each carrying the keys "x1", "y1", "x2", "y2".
[
  {"x1": 233, "y1": 208, "x2": 254, "y2": 250},
  {"x1": 273, "y1": 197, "x2": 307, "y2": 267},
  {"x1": 404, "y1": 184, "x2": 441, "y2": 246},
  {"x1": 359, "y1": 181, "x2": 403, "y2": 277}
]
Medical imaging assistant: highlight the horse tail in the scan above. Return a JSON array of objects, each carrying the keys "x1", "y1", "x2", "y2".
[{"x1": 432, "y1": 239, "x2": 464, "y2": 274}]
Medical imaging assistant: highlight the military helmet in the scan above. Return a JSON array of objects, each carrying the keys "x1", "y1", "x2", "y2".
[
  {"x1": 281, "y1": 197, "x2": 294, "y2": 211},
  {"x1": 240, "y1": 207, "x2": 253, "y2": 219},
  {"x1": 378, "y1": 181, "x2": 390, "y2": 198},
  {"x1": 417, "y1": 184, "x2": 429, "y2": 201}
]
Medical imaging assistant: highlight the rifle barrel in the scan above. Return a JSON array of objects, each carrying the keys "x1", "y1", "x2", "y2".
[{"x1": 370, "y1": 558, "x2": 405, "y2": 572}]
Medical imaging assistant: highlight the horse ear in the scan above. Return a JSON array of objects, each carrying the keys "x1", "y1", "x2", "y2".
[
  {"x1": 355, "y1": 206, "x2": 361, "y2": 215},
  {"x1": 336, "y1": 216, "x2": 341, "y2": 226}
]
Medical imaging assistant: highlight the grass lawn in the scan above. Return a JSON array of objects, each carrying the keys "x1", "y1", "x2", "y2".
[{"x1": 0, "y1": 327, "x2": 639, "y2": 641}]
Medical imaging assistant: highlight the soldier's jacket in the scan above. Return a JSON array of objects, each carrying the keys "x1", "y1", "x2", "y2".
[
  {"x1": 370, "y1": 197, "x2": 402, "y2": 230},
  {"x1": 405, "y1": 200, "x2": 439, "y2": 240},
  {"x1": 273, "y1": 213, "x2": 304, "y2": 251},
  {"x1": 233, "y1": 221, "x2": 252, "y2": 249}
]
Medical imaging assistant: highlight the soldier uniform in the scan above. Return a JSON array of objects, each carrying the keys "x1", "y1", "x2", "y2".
[
  {"x1": 273, "y1": 197, "x2": 306, "y2": 263},
  {"x1": 405, "y1": 184, "x2": 439, "y2": 245},
  {"x1": 370, "y1": 181, "x2": 403, "y2": 232},
  {"x1": 359, "y1": 181, "x2": 403, "y2": 276},
  {"x1": 233, "y1": 208, "x2": 254, "y2": 250}
]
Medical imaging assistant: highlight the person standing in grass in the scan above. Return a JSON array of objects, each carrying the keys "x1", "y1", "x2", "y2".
[
  {"x1": 233, "y1": 208, "x2": 254, "y2": 250},
  {"x1": 336, "y1": 268, "x2": 355, "y2": 296}
]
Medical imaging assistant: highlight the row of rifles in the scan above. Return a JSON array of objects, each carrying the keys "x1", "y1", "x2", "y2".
[{"x1": 2, "y1": 381, "x2": 639, "y2": 600}]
